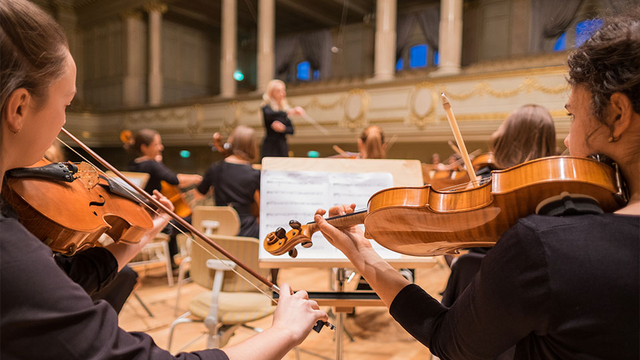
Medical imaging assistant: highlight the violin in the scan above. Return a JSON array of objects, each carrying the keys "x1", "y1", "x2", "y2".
[
  {"x1": 2, "y1": 159, "x2": 154, "y2": 255},
  {"x1": 264, "y1": 155, "x2": 628, "y2": 257},
  {"x1": 160, "y1": 180, "x2": 192, "y2": 218},
  {"x1": 8, "y1": 129, "x2": 333, "y2": 332},
  {"x1": 421, "y1": 163, "x2": 469, "y2": 191},
  {"x1": 472, "y1": 152, "x2": 498, "y2": 172}
]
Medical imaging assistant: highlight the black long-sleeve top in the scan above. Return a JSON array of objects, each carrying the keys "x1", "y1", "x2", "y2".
[
  {"x1": 128, "y1": 158, "x2": 179, "y2": 194},
  {"x1": 390, "y1": 213, "x2": 639, "y2": 359},
  {"x1": 197, "y1": 161, "x2": 260, "y2": 238},
  {"x1": 261, "y1": 105, "x2": 294, "y2": 158},
  {"x1": 0, "y1": 209, "x2": 228, "y2": 359}
]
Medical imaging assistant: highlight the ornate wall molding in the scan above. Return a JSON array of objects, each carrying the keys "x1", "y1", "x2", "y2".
[
  {"x1": 341, "y1": 88, "x2": 369, "y2": 129},
  {"x1": 408, "y1": 82, "x2": 438, "y2": 128},
  {"x1": 440, "y1": 77, "x2": 569, "y2": 101}
]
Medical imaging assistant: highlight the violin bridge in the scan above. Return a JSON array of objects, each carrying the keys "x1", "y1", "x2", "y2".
[{"x1": 74, "y1": 162, "x2": 99, "y2": 191}]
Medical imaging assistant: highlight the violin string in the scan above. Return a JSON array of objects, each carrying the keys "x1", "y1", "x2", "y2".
[
  {"x1": 56, "y1": 137, "x2": 279, "y2": 304},
  {"x1": 437, "y1": 176, "x2": 491, "y2": 192}
]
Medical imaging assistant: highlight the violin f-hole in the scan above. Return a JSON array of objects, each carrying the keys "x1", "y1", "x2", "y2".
[{"x1": 89, "y1": 194, "x2": 106, "y2": 215}]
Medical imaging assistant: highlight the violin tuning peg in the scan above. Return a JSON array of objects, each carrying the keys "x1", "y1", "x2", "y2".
[
  {"x1": 301, "y1": 241, "x2": 313, "y2": 248},
  {"x1": 275, "y1": 227, "x2": 287, "y2": 239},
  {"x1": 289, "y1": 220, "x2": 302, "y2": 230},
  {"x1": 288, "y1": 248, "x2": 298, "y2": 258}
]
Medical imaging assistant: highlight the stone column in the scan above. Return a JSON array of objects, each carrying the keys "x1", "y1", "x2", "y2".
[
  {"x1": 122, "y1": 10, "x2": 146, "y2": 107},
  {"x1": 144, "y1": 1, "x2": 167, "y2": 105},
  {"x1": 257, "y1": 0, "x2": 275, "y2": 93},
  {"x1": 371, "y1": 0, "x2": 397, "y2": 82},
  {"x1": 434, "y1": 0, "x2": 463, "y2": 75},
  {"x1": 220, "y1": 0, "x2": 237, "y2": 98}
]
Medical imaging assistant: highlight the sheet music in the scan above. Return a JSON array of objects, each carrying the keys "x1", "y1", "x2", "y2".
[{"x1": 259, "y1": 170, "x2": 400, "y2": 260}]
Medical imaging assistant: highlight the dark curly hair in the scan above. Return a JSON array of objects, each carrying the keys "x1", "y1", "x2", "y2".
[{"x1": 567, "y1": 8, "x2": 640, "y2": 123}]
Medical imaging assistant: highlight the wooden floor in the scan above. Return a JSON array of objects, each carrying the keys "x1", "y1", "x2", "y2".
[{"x1": 120, "y1": 259, "x2": 451, "y2": 359}]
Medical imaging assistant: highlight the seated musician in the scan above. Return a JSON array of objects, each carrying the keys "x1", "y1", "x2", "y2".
[
  {"x1": 125, "y1": 128, "x2": 203, "y2": 269},
  {"x1": 315, "y1": 10, "x2": 639, "y2": 359},
  {"x1": 0, "y1": 1, "x2": 327, "y2": 359},
  {"x1": 441, "y1": 104, "x2": 557, "y2": 306},
  {"x1": 357, "y1": 125, "x2": 386, "y2": 159},
  {"x1": 196, "y1": 125, "x2": 261, "y2": 238}
]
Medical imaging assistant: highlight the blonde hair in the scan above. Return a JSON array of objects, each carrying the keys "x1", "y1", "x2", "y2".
[
  {"x1": 229, "y1": 125, "x2": 258, "y2": 162},
  {"x1": 490, "y1": 104, "x2": 556, "y2": 168},
  {"x1": 359, "y1": 125, "x2": 386, "y2": 159},
  {"x1": 261, "y1": 79, "x2": 290, "y2": 111}
]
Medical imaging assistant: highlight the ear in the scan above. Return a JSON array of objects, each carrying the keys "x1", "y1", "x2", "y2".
[
  {"x1": 139, "y1": 143, "x2": 149, "y2": 155},
  {"x1": 3, "y1": 88, "x2": 31, "y2": 134},
  {"x1": 609, "y1": 92, "x2": 634, "y2": 139}
]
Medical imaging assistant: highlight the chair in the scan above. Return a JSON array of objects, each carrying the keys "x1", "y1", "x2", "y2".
[
  {"x1": 168, "y1": 206, "x2": 275, "y2": 352},
  {"x1": 174, "y1": 206, "x2": 242, "y2": 314},
  {"x1": 129, "y1": 232, "x2": 174, "y2": 287}
]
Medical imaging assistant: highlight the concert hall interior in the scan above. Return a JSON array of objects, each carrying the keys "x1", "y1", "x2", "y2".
[{"x1": 3, "y1": 0, "x2": 639, "y2": 359}]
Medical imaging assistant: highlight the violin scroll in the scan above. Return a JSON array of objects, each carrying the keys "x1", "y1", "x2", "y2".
[{"x1": 264, "y1": 222, "x2": 315, "y2": 258}]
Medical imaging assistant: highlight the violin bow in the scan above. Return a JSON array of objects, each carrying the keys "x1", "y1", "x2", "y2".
[
  {"x1": 299, "y1": 112, "x2": 330, "y2": 135},
  {"x1": 60, "y1": 128, "x2": 274, "y2": 287},
  {"x1": 441, "y1": 94, "x2": 478, "y2": 185},
  {"x1": 58, "y1": 128, "x2": 335, "y2": 331}
]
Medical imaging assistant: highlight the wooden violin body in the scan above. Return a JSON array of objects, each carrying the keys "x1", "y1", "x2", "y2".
[
  {"x1": 265, "y1": 156, "x2": 626, "y2": 257},
  {"x1": 2, "y1": 160, "x2": 154, "y2": 255},
  {"x1": 160, "y1": 181, "x2": 192, "y2": 218}
]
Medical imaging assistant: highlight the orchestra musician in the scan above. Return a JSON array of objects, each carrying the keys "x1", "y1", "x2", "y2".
[
  {"x1": 125, "y1": 128, "x2": 202, "y2": 269},
  {"x1": 261, "y1": 79, "x2": 304, "y2": 158},
  {"x1": 441, "y1": 104, "x2": 557, "y2": 307},
  {"x1": 197, "y1": 125, "x2": 261, "y2": 238},
  {"x1": 357, "y1": 125, "x2": 386, "y2": 159},
  {"x1": 0, "y1": 1, "x2": 327, "y2": 359},
  {"x1": 314, "y1": 9, "x2": 639, "y2": 359}
]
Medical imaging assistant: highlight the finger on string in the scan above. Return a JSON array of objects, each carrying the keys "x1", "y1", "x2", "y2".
[
  {"x1": 314, "y1": 214, "x2": 343, "y2": 239},
  {"x1": 315, "y1": 208, "x2": 327, "y2": 217}
]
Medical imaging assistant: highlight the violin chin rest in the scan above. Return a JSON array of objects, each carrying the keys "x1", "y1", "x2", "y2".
[{"x1": 535, "y1": 191, "x2": 603, "y2": 217}]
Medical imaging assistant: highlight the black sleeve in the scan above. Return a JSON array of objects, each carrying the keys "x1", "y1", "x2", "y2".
[
  {"x1": 151, "y1": 161, "x2": 180, "y2": 185},
  {"x1": 54, "y1": 247, "x2": 119, "y2": 295},
  {"x1": 389, "y1": 221, "x2": 551, "y2": 359},
  {"x1": 197, "y1": 163, "x2": 218, "y2": 195},
  {"x1": 283, "y1": 117, "x2": 294, "y2": 135},
  {"x1": 0, "y1": 218, "x2": 230, "y2": 360},
  {"x1": 262, "y1": 105, "x2": 294, "y2": 135}
]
